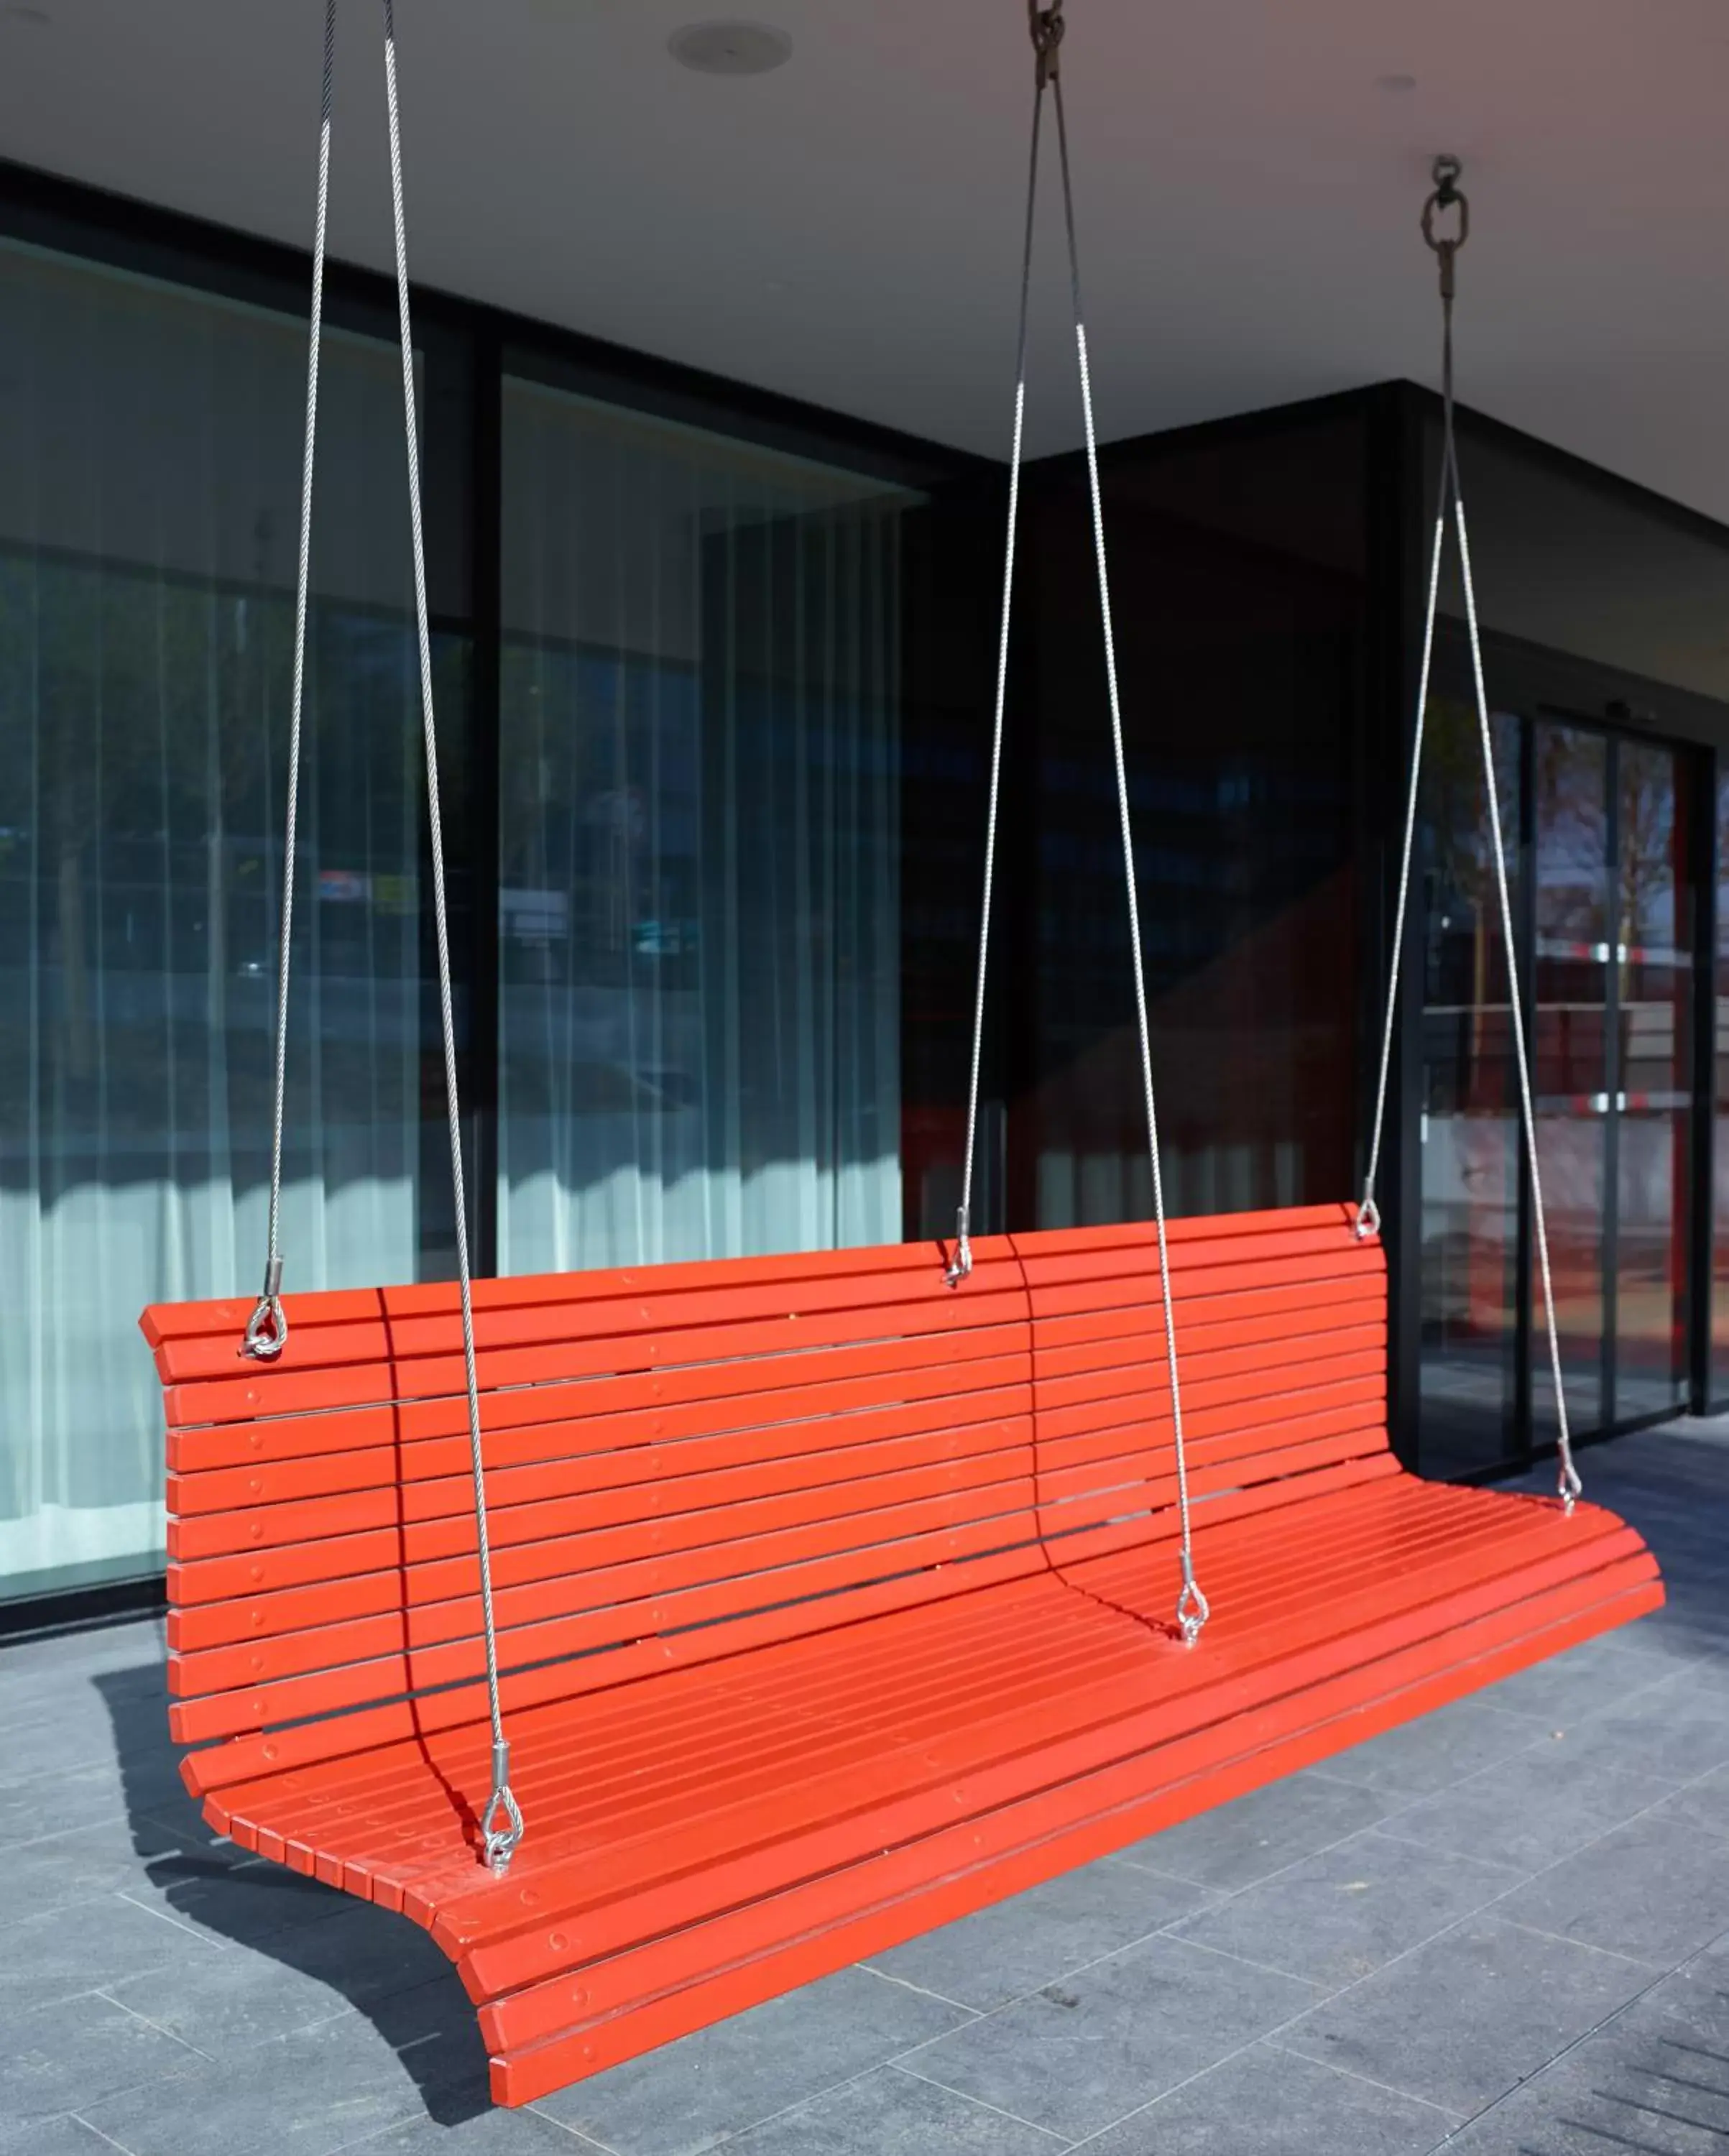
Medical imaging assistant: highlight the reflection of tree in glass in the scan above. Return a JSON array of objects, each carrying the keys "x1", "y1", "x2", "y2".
[
  {"x1": 1617, "y1": 743, "x2": 1674, "y2": 953},
  {"x1": 1421, "y1": 693, "x2": 1518, "y2": 1089},
  {"x1": 1534, "y1": 723, "x2": 1605, "y2": 941}
]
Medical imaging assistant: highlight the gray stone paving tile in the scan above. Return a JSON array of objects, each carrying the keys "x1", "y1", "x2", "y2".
[
  {"x1": 1655, "y1": 1655, "x2": 1729, "y2": 1719},
  {"x1": 1113, "y1": 1769, "x2": 1393, "y2": 1891},
  {"x1": 144, "y1": 1853, "x2": 351, "y2": 1945},
  {"x1": 1168, "y1": 1828, "x2": 1523, "y2": 1989},
  {"x1": 0, "y1": 1991, "x2": 204, "y2": 2132},
  {"x1": 908, "y1": 1932, "x2": 1322, "y2": 2142},
  {"x1": 0, "y1": 1708, "x2": 130, "y2": 1789},
  {"x1": 1074, "y1": 2040, "x2": 1457, "y2": 2156},
  {"x1": 1539, "y1": 1681, "x2": 1729, "y2": 1787},
  {"x1": 1279, "y1": 1915, "x2": 1656, "y2": 2116},
  {"x1": 1315, "y1": 1697, "x2": 1547, "y2": 1797},
  {"x1": 1429, "y1": 1968, "x2": 1729, "y2": 2155},
  {"x1": 0, "y1": 2116, "x2": 119, "y2": 2154},
  {"x1": 0, "y1": 1762, "x2": 134, "y2": 1846},
  {"x1": 534, "y1": 1966, "x2": 972, "y2": 2156},
  {"x1": 103, "y1": 1899, "x2": 452, "y2": 2058},
  {"x1": 1607, "y1": 1609, "x2": 1729, "y2": 1669},
  {"x1": 0, "y1": 1629, "x2": 164, "y2": 1695},
  {"x1": 5, "y1": 1813, "x2": 244, "y2": 1927},
  {"x1": 0, "y1": 1893, "x2": 231, "y2": 2012},
  {"x1": 338, "y1": 2107, "x2": 596, "y2": 2152},
  {"x1": 79, "y1": 1989, "x2": 481, "y2": 2156},
  {"x1": 724, "y1": 2065, "x2": 1064, "y2": 2154},
  {"x1": 1495, "y1": 1814, "x2": 1729, "y2": 1967},
  {"x1": 1649, "y1": 1763, "x2": 1729, "y2": 1841},
  {"x1": 1372, "y1": 1736, "x2": 1675, "y2": 1874},
  {"x1": 867, "y1": 1855, "x2": 1217, "y2": 2010},
  {"x1": 1477, "y1": 1634, "x2": 1677, "y2": 1726}
]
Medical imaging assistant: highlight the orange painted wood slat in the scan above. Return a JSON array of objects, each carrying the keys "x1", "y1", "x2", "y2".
[
  {"x1": 473, "y1": 1552, "x2": 1657, "y2": 2056},
  {"x1": 486, "y1": 1572, "x2": 1658, "y2": 2105},
  {"x1": 154, "y1": 1267, "x2": 1031, "y2": 1429},
  {"x1": 440, "y1": 1506, "x2": 1646, "y2": 1992}
]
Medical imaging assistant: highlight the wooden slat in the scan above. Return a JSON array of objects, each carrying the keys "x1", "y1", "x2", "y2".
[{"x1": 484, "y1": 1569, "x2": 1658, "y2": 2104}]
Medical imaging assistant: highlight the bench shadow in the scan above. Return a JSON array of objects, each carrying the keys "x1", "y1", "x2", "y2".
[{"x1": 94, "y1": 1662, "x2": 493, "y2": 2129}]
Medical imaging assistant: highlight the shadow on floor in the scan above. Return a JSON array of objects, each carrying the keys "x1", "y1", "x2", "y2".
[{"x1": 95, "y1": 1664, "x2": 493, "y2": 2129}]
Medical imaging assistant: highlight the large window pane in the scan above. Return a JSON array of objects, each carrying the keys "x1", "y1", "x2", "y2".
[
  {"x1": 1715, "y1": 769, "x2": 1729, "y2": 1403},
  {"x1": 1613, "y1": 740, "x2": 1689, "y2": 1422},
  {"x1": 1418, "y1": 697, "x2": 1522, "y2": 1477},
  {"x1": 1529, "y1": 720, "x2": 1610, "y2": 1447},
  {"x1": 1019, "y1": 410, "x2": 1365, "y2": 1226},
  {"x1": 0, "y1": 238, "x2": 450, "y2": 1599},
  {"x1": 497, "y1": 378, "x2": 916, "y2": 1269}
]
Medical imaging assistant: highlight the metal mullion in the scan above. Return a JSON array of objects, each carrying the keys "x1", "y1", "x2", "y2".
[
  {"x1": 1687, "y1": 745, "x2": 1717, "y2": 1412},
  {"x1": 1512, "y1": 711, "x2": 1536, "y2": 1466},
  {"x1": 1602, "y1": 736, "x2": 1621, "y2": 1432}
]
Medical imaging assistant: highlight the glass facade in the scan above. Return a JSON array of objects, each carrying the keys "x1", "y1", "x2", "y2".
[
  {"x1": 9, "y1": 175, "x2": 1729, "y2": 1613},
  {"x1": 1413, "y1": 407, "x2": 1726, "y2": 1473},
  {"x1": 0, "y1": 235, "x2": 450, "y2": 1602},
  {"x1": 1416, "y1": 697, "x2": 1521, "y2": 1479},
  {"x1": 1009, "y1": 408, "x2": 1366, "y2": 1230},
  {"x1": 496, "y1": 377, "x2": 913, "y2": 1270}
]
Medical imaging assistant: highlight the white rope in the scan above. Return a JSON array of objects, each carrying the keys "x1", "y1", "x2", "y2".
[
  {"x1": 1452, "y1": 441, "x2": 1582, "y2": 1511},
  {"x1": 382, "y1": 0, "x2": 524, "y2": 1868},
  {"x1": 1052, "y1": 71, "x2": 1205, "y2": 1644},
  {"x1": 1355, "y1": 164, "x2": 1580, "y2": 1513},
  {"x1": 244, "y1": 0, "x2": 336, "y2": 1365},
  {"x1": 948, "y1": 83, "x2": 1042, "y2": 1289},
  {"x1": 1355, "y1": 490, "x2": 1446, "y2": 1247}
]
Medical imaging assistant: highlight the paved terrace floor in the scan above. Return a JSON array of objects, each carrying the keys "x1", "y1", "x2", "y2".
[{"x1": 2, "y1": 1423, "x2": 1728, "y2": 2156}]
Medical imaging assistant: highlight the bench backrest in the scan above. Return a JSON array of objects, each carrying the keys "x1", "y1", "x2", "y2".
[{"x1": 143, "y1": 1202, "x2": 1387, "y2": 1792}]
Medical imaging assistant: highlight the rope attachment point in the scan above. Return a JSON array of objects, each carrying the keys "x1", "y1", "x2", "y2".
[
  {"x1": 1352, "y1": 1197, "x2": 1381, "y2": 1243},
  {"x1": 1421, "y1": 154, "x2": 1469, "y2": 300},
  {"x1": 482, "y1": 1741, "x2": 525, "y2": 1874},
  {"x1": 242, "y1": 1257, "x2": 288, "y2": 1362},
  {"x1": 946, "y1": 1206, "x2": 974, "y2": 1287},
  {"x1": 1028, "y1": 0, "x2": 1064, "y2": 85},
  {"x1": 1176, "y1": 1550, "x2": 1209, "y2": 1649}
]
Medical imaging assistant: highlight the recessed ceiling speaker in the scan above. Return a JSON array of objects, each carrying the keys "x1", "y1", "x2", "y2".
[{"x1": 669, "y1": 20, "x2": 793, "y2": 75}]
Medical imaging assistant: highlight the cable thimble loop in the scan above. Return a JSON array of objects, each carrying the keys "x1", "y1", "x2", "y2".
[
  {"x1": 946, "y1": 1205, "x2": 974, "y2": 1288},
  {"x1": 1353, "y1": 1196, "x2": 1381, "y2": 1243},
  {"x1": 1028, "y1": 0, "x2": 1064, "y2": 85},
  {"x1": 241, "y1": 1258, "x2": 287, "y2": 1362},
  {"x1": 1176, "y1": 1551, "x2": 1209, "y2": 1649},
  {"x1": 1557, "y1": 1452, "x2": 1582, "y2": 1517},
  {"x1": 481, "y1": 1742, "x2": 524, "y2": 1875}
]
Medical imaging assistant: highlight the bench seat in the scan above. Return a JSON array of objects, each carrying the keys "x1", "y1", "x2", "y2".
[{"x1": 140, "y1": 1204, "x2": 1661, "y2": 2106}]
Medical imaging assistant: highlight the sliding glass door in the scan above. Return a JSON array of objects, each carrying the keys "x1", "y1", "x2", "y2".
[{"x1": 1418, "y1": 698, "x2": 1695, "y2": 1473}]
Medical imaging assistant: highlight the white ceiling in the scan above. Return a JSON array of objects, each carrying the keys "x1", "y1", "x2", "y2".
[{"x1": 4, "y1": 0, "x2": 1729, "y2": 517}]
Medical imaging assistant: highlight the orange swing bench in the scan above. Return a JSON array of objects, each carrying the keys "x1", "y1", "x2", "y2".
[
  {"x1": 139, "y1": 4, "x2": 1659, "y2": 2112},
  {"x1": 142, "y1": 1207, "x2": 1659, "y2": 2108}
]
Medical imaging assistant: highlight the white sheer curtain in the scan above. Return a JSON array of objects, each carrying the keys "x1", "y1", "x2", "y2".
[
  {"x1": 497, "y1": 380, "x2": 910, "y2": 1271},
  {"x1": 0, "y1": 239, "x2": 424, "y2": 1597}
]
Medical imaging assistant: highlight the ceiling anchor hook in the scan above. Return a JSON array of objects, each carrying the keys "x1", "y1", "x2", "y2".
[
  {"x1": 1421, "y1": 154, "x2": 1470, "y2": 300},
  {"x1": 1028, "y1": 0, "x2": 1064, "y2": 87}
]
